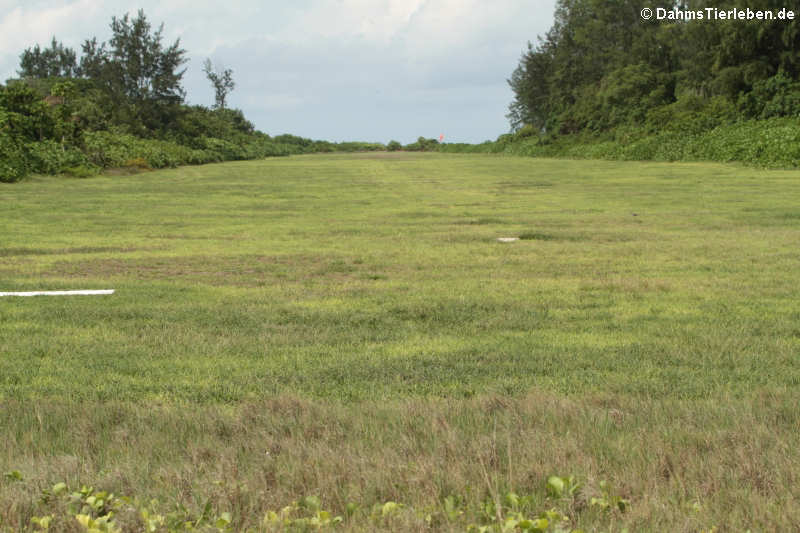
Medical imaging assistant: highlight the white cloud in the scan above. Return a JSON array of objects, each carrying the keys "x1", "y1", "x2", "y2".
[{"x1": 0, "y1": 0, "x2": 101, "y2": 55}]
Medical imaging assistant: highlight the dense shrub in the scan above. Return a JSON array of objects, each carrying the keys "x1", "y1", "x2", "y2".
[
  {"x1": 740, "y1": 73, "x2": 800, "y2": 119},
  {"x1": 440, "y1": 118, "x2": 800, "y2": 169},
  {"x1": 273, "y1": 134, "x2": 314, "y2": 149},
  {"x1": 82, "y1": 131, "x2": 206, "y2": 169},
  {"x1": 198, "y1": 136, "x2": 248, "y2": 161},
  {"x1": 336, "y1": 141, "x2": 385, "y2": 152},
  {"x1": 404, "y1": 136, "x2": 439, "y2": 151},
  {"x1": 24, "y1": 139, "x2": 88, "y2": 174},
  {"x1": 0, "y1": 133, "x2": 27, "y2": 182},
  {"x1": 310, "y1": 140, "x2": 335, "y2": 153}
]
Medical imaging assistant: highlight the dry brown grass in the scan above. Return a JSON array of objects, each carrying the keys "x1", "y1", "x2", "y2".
[{"x1": 2, "y1": 392, "x2": 799, "y2": 531}]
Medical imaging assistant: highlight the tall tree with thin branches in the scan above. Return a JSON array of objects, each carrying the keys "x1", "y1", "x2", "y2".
[{"x1": 203, "y1": 59, "x2": 235, "y2": 110}]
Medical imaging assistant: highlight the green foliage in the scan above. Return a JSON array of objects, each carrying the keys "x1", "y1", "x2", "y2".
[
  {"x1": 0, "y1": 133, "x2": 28, "y2": 183},
  {"x1": 507, "y1": 42, "x2": 554, "y2": 132},
  {"x1": 203, "y1": 59, "x2": 235, "y2": 110},
  {"x1": 3, "y1": 470, "x2": 23, "y2": 482},
  {"x1": 545, "y1": 476, "x2": 580, "y2": 500},
  {"x1": 387, "y1": 140, "x2": 402, "y2": 151},
  {"x1": 24, "y1": 140, "x2": 88, "y2": 174},
  {"x1": 14, "y1": 476, "x2": 614, "y2": 532},
  {"x1": 404, "y1": 136, "x2": 440, "y2": 151},
  {"x1": 18, "y1": 38, "x2": 78, "y2": 78},
  {"x1": 82, "y1": 131, "x2": 214, "y2": 169},
  {"x1": 197, "y1": 136, "x2": 248, "y2": 161},
  {"x1": 273, "y1": 133, "x2": 314, "y2": 149},
  {"x1": 508, "y1": 0, "x2": 800, "y2": 137},
  {"x1": 0, "y1": 81, "x2": 56, "y2": 142},
  {"x1": 171, "y1": 106, "x2": 254, "y2": 147},
  {"x1": 588, "y1": 480, "x2": 629, "y2": 514},
  {"x1": 61, "y1": 164, "x2": 100, "y2": 178},
  {"x1": 740, "y1": 72, "x2": 800, "y2": 119},
  {"x1": 24, "y1": 481, "x2": 238, "y2": 532},
  {"x1": 80, "y1": 9, "x2": 187, "y2": 132},
  {"x1": 336, "y1": 141, "x2": 385, "y2": 152},
  {"x1": 3, "y1": 10, "x2": 390, "y2": 182},
  {"x1": 443, "y1": 117, "x2": 800, "y2": 169}
]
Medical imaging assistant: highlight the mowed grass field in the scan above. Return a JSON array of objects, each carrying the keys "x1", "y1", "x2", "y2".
[{"x1": 1, "y1": 152, "x2": 799, "y2": 531}]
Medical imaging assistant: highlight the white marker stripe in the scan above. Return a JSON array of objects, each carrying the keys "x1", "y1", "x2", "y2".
[{"x1": 0, "y1": 290, "x2": 115, "y2": 297}]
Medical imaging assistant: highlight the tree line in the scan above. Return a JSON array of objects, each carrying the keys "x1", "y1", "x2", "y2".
[
  {"x1": 0, "y1": 10, "x2": 400, "y2": 183},
  {"x1": 507, "y1": 0, "x2": 800, "y2": 136}
]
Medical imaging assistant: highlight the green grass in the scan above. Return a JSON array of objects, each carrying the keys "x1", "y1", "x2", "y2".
[{"x1": 1, "y1": 153, "x2": 800, "y2": 531}]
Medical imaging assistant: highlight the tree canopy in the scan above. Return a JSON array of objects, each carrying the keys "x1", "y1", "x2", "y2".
[
  {"x1": 508, "y1": 0, "x2": 800, "y2": 135},
  {"x1": 18, "y1": 38, "x2": 78, "y2": 79}
]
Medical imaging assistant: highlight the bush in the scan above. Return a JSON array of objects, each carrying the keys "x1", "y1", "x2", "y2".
[
  {"x1": 387, "y1": 140, "x2": 402, "y2": 151},
  {"x1": 198, "y1": 136, "x2": 248, "y2": 160},
  {"x1": 740, "y1": 73, "x2": 800, "y2": 119},
  {"x1": 25, "y1": 140, "x2": 88, "y2": 174},
  {"x1": 335, "y1": 141, "x2": 385, "y2": 152},
  {"x1": 0, "y1": 134, "x2": 27, "y2": 182},
  {"x1": 513, "y1": 124, "x2": 539, "y2": 140},
  {"x1": 404, "y1": 136, "x2": 439, "y2": 152},
  {"x1": 449, "y1": 117, "x2": 800, "y2": 169},
  {"x1": 82, "y1": 131, "x2": 198, "y2": 169}
]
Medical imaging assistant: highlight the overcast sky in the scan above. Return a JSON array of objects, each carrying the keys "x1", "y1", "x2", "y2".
[{"x1": 0, "y1": 0, "x2": 556, "y2": 143}]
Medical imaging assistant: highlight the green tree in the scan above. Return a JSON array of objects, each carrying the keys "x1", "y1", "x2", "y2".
[
  {"x1": 202, "y1": 59, "x2": 236, "y2": 110},
  {"x1": 18, "y1": 38, "x2": 78, "y2": 78},
  {"x1": 78, "y1": 9, "x2": 187, "y2": 133},
  {"x1": 49, "y1": 80, "x2": 81, "y2": 147},
  {"x1": 507, "y1": 40, "x2": 555, "y2": 132},
  {"x1": 0, "y1": 81, "x2": 54, "y2": 141}
]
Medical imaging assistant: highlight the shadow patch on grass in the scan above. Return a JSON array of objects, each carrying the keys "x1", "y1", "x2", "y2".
[
  {"x1": 458, "y1": 217, "x2": 505, "y2": 225},
  {"x1": 394, "y1": 210, "x2": 452, "y2": 219},
  {"x1": 44, "y1": 254, "x2": 380, "y2": 286},
  {"x1": 519, "y1": 232, "x2": 558, "y2": 241},
  {"x1": 495, "y1": 181, "x2": 554, "y2": 189},
  {"x1": 518, "y1": 231, "x2": 637, "y2": 243},
  {"x1": 144, "y1": 234, "x2": 220, "y2": 240},
  {"x1": 0, "y1": 246, "x2": 142, "y2": 257},
  {"x1": 580, "y1": 277, "x2": 673, "y2": 294}
]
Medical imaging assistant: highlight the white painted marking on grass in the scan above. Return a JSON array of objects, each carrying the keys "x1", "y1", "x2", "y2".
[
  {"x1": 0, "y1": 290, "x2": 115, "y2": 297},
  {"x1": 496, "y1": 237, "x2": 519, "y2": 243}
]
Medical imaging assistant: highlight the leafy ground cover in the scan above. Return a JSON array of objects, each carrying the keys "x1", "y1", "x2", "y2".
[
  {"x1": 1, "y1": 153, "x2": 799, "y2": 531},
  {"x1": 440, "y1": 118, "x2": 800, "y2": 169}
]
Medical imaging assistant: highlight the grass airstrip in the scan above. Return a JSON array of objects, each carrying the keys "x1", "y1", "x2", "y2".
[{"x1": 1, "y1": 153, "x2": 799, "y2": 531}]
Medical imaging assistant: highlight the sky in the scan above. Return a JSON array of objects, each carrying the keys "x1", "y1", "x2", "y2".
[{"x1": 0, "y1": 0, "x2": 557, "y2": 144}]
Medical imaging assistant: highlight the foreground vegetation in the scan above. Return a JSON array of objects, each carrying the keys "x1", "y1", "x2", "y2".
[
  {"x1": 1, "y1": 153, "x2": 799, "y2": 530},
  {"x1": 440, "y1": 116, "x2": 800, "y2": 168}
]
